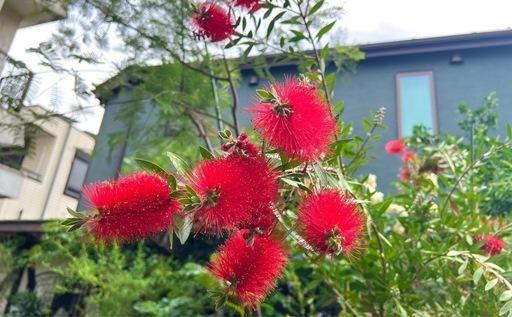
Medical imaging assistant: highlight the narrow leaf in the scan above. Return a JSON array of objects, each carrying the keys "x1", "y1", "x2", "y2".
[
  {"x1": 501, "y1": 291, "x2": 512, "y2": 302},
  {"x1": 135, "y1": 158, "x2": 167, "y2": 175},
  {"x1": 485, "y1": 279, "x2": 499, "y2": 291},
  {"x1": 186, "y1": 185, "x2": 198, "y2": 198},
  {"x1": 256, "y1": 89, "x2": 272, "y2": 99},
  {"x1": 199, "y1": 146, "x2": 215, "y2": 160},
  {"x1": 458, "y1": 259, "x2": 468, "y2": 275},
  {"x1": 316, "y1": 21, "x2": 336, "y2": 40},
  {"x1": 166, "y1": 151, "x2": 191, "y2": 175},
  {"x1": 168, "y1": 174, "x2": 177, "y2": 191},
  {"x1": 308, "y1": 0, "x2": 324, "y2": 16},
  {"x1": 473, "y1": 266, "x2": 484, "y2": 285},
  {"x1": 500, "y1": 300, "x2": 512, "y2": 315},
  {"x1": 66, "y1": 207, "x2": 83, "y2": 219},
  {"x1": 175, "y1": 214, "x2": 194, "y2": 245}
]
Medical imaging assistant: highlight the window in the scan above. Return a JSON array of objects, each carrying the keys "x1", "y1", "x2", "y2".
[
  {"x1": 64, "y1": 151, "x2": 90, "y2": 199},
  {"x1": 396, "y1": 71, "x2": 438, "y2": 138}
]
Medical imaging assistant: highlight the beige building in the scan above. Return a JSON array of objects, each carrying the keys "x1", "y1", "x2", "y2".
[{"x1": 0, "y1": 105, "x2": 95, "y2": 220}]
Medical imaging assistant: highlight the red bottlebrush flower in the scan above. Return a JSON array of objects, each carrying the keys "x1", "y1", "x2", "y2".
[
  {"x1": 229, "y1": 0, "x2": 262, "y2": 12},
  {"x1": 385, "y1": 140, "x2": 406, "y2": 154},
  {"x1": 82, "y1": 172, "x2": 181, "y2": 243},
  {"x1": 191, "y1": 2, "x2": 234, "y2": 42},
  {"x1": 297, "y1": 189, "x2": 364, "y2": 256},
  {"x1": 401, "y1": 151, "x2": 418, "y2": 163},
  {"x1": 207, "y1": 231, "x2": 288, "y2": 309},
  {"x1": 187, "y1": 154, "x2": 279, "y2": 234},
  {"x1": 475, "y1": 235, "x2": 505, "y2": 256},
  {"x1": 399, "y1": 166, "x2": 412, "y2": 182},
  {"x1": 249, "y1": 77, "x2": 337, "y2": 163},
  {"x1": 222, "y1": 132, "x2": 260, "y2": 157}
]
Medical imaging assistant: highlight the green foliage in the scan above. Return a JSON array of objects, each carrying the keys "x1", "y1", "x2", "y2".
[
  {"x1": 27, "y1": 222, "x2": 216, "y2": 316},
  {"x1": 6, "y1": 292, "x2": 44, "y2": 317}
]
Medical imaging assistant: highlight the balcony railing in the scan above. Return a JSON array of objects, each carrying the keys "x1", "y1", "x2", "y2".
[{"x1": 0, "y1": 50, "x2": 33, "y2": 111}]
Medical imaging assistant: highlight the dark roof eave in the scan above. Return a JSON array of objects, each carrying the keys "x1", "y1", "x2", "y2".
[{"x1": 0, "y1": 220, "x2": 47, "y2": 233}]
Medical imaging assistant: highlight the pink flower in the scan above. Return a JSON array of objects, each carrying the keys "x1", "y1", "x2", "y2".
[
  {"x1": 82, "y1": 172, "x2": 181, "y2": 243},
  {"x1": 401, "y1": 151, "x2": 418, "y2": 163},
  {"x1": 191, "y1": 2, "x2": 234, "y2": 42},
  {"x1": 207, "y1": 231, "x2": 288, "y2": 309},
  {"x1": 297, "y1": 189, "x2": 364, "y2": 256},
  {"x1": 475, "y1": 235, "x2": 505, "y2": 256},
  {"x1": 187, "y1": 154, "x2": 279, "y2": 234},
  {"x1": 385, "y1": 140, "x2": 406, "y2": 154},
  {"x1": 249, "y1": 77, "x2": 336, "y2": 163}
]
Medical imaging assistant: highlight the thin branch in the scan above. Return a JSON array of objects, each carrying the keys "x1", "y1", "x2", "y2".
[
  {"x1": 87, "y1": 1, "x2": 229, "y2": 81},
  {"x1": 184, "y1": 108, "x2": 214, "y2": 152},
  {"x1": 222, "y1": 54, "x2": 240, "y2": 135},
  {"x1": 440, "y1": 140, "x2": 512, "y2": 217}
]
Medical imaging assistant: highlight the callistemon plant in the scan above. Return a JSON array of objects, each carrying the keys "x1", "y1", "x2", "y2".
[{"x1": 63, "y1": 73, "x2": 369, "y2": 311}]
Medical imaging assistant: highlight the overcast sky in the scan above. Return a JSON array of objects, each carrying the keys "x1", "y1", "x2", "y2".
[{"x1": 7, "y1": 0, "x2": 512, "y2": 134}]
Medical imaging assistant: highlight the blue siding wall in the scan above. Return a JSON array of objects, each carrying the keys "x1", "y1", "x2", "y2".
[
  {"x1": 237, "y1": 45, "x2": 512, "y2": 193},
  {"x1": 84, "y1": 43, "x2": 512, "y2": 201}
]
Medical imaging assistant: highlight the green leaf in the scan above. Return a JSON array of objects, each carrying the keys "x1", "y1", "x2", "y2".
[
  {"x1": 501, "y1": 291, "x2": 512, "y2": 302},
  {"x1": 446, "y1": 250, "x2": 468, "y2": 257},
  {"x1": 166, "y1": 151, "x2": 191, "y2": 175},
  {"x1": 473, "y1": 266, "x2": 484, "y2": 285},
  {"x1": 316, "y1": 21, "x2": 336, "y2": 40},
  {"x1": 168, "y1": 174, "x2": 177, "y2": 191},
  {"x1": 500, "y1": 300, "x2": 512, "y2": 315},
  {"x1": 66, "y1": 207, "x2": 83, "y2": 219},
  {"x1": 135, "y1": 158, "x2": 167, "y2": 175},
  {"x1": 67, "y1": 223, "x2": 83, "y2": 232},
  {"x1": 313, "y1": 163, "x2": 327, "y2": 185},
  {"x1": 308, "y1": 0, "x2": 324, "y2": 16},
  {"x1": 186, "y1": 185, "x2": 197, "y2": 198},
  {"x1": 199, "y1": 146, "x2": 215, "y2": 160},
  {"x1": 242, "y1": 44, "x2": 253, "y2": 59},
  {"x1": 507, "y1": 123, "x2": 512, "y2": 139},
  {"x1": 458, "y1": 259, "x2": 468, "y2": 275},
  {"x1": 174, "y1": 214, "x2": 194, "y2": 245},
  {"x1": 485, "y1": 278, "x2": 499, "y2": 291},
  {"x1": 168, "y1": 229, "x2": 174, "y2": 249},
  {"x1": 320, "y1": 44, "x2": 329, "y2": 59},
  {"x1": 256, "y1": 89, "x2": 272, "y2": 99},
  {"x1": 281, "y1": 177, "x2": 300, "y2": 188},
  {"x1": 266, "y1": 11, "x2": 285, "y2": 39}
]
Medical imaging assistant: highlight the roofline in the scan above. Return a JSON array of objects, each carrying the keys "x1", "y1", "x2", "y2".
[
  {"x1": 360, "y1": 29, "x2": 512, "y2": 58},
  {"x1": 94, "y1": 30, "x2": 512, "y2": 98}
]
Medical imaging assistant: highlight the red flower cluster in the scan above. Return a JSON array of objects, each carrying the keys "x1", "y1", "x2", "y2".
[
  {"x1": 191, "y1": 2, "x2": 234, "y2": 42},
  {"x1": 221, "y1": 132, "x2": 260, "y2": 157},
  {"x1": 229, "y1": 0, "x2": 262, "y2": 12},
  {"x1": 207, "y1": 231, "x2": 288, "y2": 309},
  {"x1": 402, "y1": 151, "x2": 418, "y2": 163},
  {"x1": 187, "y1": 154, "x2": 279, "y2": 234},
  {"x1": 475, "y1": 235, "x2": 505, "y2": 256},
  {"x1": 297, "y1": 189, "x2": 364, "y2": 256},
  {"x1": 385, "y1": 140, "x2": 406, "y2": 154},
  {"x1": 82, "y1": 172, "x2": 181, "y2": 243},
  {"x1": 250, "y1": 77, "x2": 336, "y2": 163}
]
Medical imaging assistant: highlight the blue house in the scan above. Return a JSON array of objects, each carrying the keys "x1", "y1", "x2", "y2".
[{"x1": 82, "y1": 30, "x2": 512, "y2": 201}]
